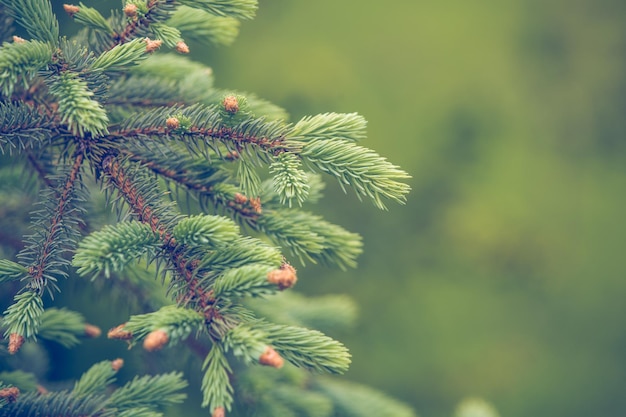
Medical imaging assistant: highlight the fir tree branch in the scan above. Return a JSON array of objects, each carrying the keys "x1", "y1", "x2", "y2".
[
  {"x1": 19, "y1": 149, "x2": 86, "y2": 295},
  {"x1": 0, "y1": 0, "x2": 58, "y2": 45}
]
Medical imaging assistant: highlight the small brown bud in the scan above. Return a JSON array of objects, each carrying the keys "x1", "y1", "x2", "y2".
[
  {"x1": 225, "y1": 150, "x2": 239, "y2": 160},
  {"x1": 166, "y1": 117, "x2": 180, "y2": 130},
  {"x1": 123, "y1": 3, "x2": 138, "y2": 17},
  {"x1": 259, "y1": 346, "x2": 283, "y2": 368},
  {"x1": 0, "y1": 387, "x2": 19, "y2": 403},
  {"x1": 212, "y1": 407, "x2": 225, "y2": 417},
  {"x1": 111, "y1": 358, "x2": 124, "y2": 371},
  {"x1": 84, "y1": 324, "x2": 102, "y2": 338},
  {"x1": 233, "y1": 192, "x2": 248, "y2": 204},
  {"x1": 8, "y1": 333, "x2": 24, "y2": 354},
  {"x1": 249, "y1": 197, "x2": 262, "y2": 214},
  {"x1": 144, "y1": 38, "x2": 162, "y2": 53},
  {"x1": 107, "y1": 324, "x2": 132, "y2": 340},
  {"x1": 12, "y1": 36, "x2": 25, "y2": 43},
  {"x1": 63, "y1": 4, "x2": 80, "y2": 16},
  {"x1": 143, "y1": 329, "x2": 169, "y2": 352},
  {"x1": 36, "y1": 385, "x2": 49, "y2": 395},
  {"x1": 267, "y1": 263, "x2": 297, "y2": 290},
  {"x1": 223, "y1": 95, "x2": 239, "y2": 114},
  {"x1": 175, "y1": 41, "x2": 189, "y2": 54}
]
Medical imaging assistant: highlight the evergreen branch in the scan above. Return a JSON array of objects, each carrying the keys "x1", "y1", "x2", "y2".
[
  {"x1": 0, "y1": 390, "x2": 106, "y2": 417},
  {"x1": 198, "y1": 236, "x2": 283, "y2": 272},
  {"x1": 100, "y1": 156, "x2": 214, "y2": 311},
  {"x1": 316, "y1": 377, "x2": 417, "y2": 417},
  {"x1": 106, "y1": 372, "x2": 187, "y2": 411},
  {"x1": 290, "y1": 112, "x2": 367, "y2": 143},
  {"x1": 297, "y1": 139, "x2": 411, "y2": 210},
  {"x1": 259, "y1": 323, "x2": 351, "y2": 374},
  {"x1": 72, "y1": 360, "x2": 120, "y2": 398},
  {"x1": 65, "y1": 2, "x2": 113, "y2": 34},
  {"x1": 211, "y1": 263, "x2": 278, "y2": 299},
  {"x1": 222, "y1": 323, "x2": 267, "y2": 364},
  {"x1": 38, "y1": 307, "x2": 89, "y2": 348},
  {"x1": 172, "y1": 214, "x2": 240, "y2": 248},
  {"x1": 0, "y1": 371, "x2": 38, "y2": 392},
  {"x1": 91, "y1": 37, "x2": 149, "y2": 72},
  {"x1": 269, "y1": 152, "x2": 310, "y2": 207},
  {"x1": 201, "y1": 343, "x2": 234, "y2": 412},
  {"x1": 112, "y1": 104, "x2": 290, "y2": 155},
  {"x1": 0, "y1": 0, "x2": 58, "y2": 45},
  {"x1": 46, "y1": 70, "x2": 108, "y2": 137},
  {"x1": 18, "y1": 150, "x2": 86, "y2": 294},
  {"x1": 257, "y1": 209, "x2": 362, "y2": 269},
  {"x1": 114, "y1": 0, "x2": 177, "y2": 46},
  {"x1": 168, "y1": 6, "x2": 239, "y2": 47},
  {"x1": 178, "y1": 0, "x2": 257, "y2": 20},
  {"x1": 270, "y1": 385, "x2": 333, "y2": 417},
  {"x1": 2, "y1": 290, "x2": 44, "y2": 340},
  {"x1": 149, "y1": 23, "x2": 182, "y2": 48},
  {"x1": 0, "y1": 259, "x2": 27, "y2": 283},
  {"x1": 0, "y1": 39, "x2": 52, "y2": 97},
  {"x1": 0, "y1": 101, "x2": 58, "y2": 152},
  {"x1": 72, "y1": 221, "x2": 159, "y2": 278},
  {"x1": 123, "y1": 305, "x2": 204, "y2": 350}
]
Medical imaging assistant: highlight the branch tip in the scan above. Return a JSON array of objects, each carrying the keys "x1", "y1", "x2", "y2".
[
  {"x1": 84, "y1": 324, "x2": 102, "y2": 338},
  {"x1": 63, "y1": 4, "x2": 80, "y2": 16},
  {"x1": 8, "y1": 333, "x2": 25, "y2": 355},
  {"x1": 267, "y1": 263, "x2": 297, "y2": 290},
  {"x1": 108, "y1": 324, "x2": 133, "y2": 340},
  {"x1": 259, "y1": 346, "x2": 284, "y2": 368},
  {"x1": 0, "y1": 387, "x2": 19, "y2": 403},
  {"x1": 111, "y1": 358, "x2": 124, "y2": 371},
  {"x1": 143, "y1": 329, "x2": 169, "y2": 352}
]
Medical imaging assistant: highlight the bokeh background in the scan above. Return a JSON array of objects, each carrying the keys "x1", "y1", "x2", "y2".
[{"x1": 201, "y1": 1, "x2": 626, "y2": 416}]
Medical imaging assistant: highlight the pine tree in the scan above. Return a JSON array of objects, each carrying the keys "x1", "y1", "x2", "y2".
[{"x1": 0, "y1": 1, "x2": 413, "y2": 416}]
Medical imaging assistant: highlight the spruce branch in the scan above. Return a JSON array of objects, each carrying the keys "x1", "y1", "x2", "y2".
[
  {"x1": 168, "y1": 6, "x2": 239, "y2": 47},
  {"x1": 0, "y1": 38, "x2": 52, "y2": 97},
  {"x1": 201, "y1": 343, "x2": 234, "y2": 413},
  {"x1": 178, "y1": 0, "x2": 258, "y2": 20},
  {"x1": 0, "y1": 0, "x2": 59, "y2": 45},
  {"x1": 64, "y1": 2, "x2": 113, "y2": 34}
]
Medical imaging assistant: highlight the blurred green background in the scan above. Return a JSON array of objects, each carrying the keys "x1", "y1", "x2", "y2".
[{"x1": 201, "y1": 1, "x2": 626, "y2": 416}]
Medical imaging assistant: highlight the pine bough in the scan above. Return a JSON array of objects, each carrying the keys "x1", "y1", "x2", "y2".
[{"x1": 0, "y1": 1, "x2": 413, "y2": 416}]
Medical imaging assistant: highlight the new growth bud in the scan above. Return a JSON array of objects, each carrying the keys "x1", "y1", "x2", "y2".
[
  {"x1": 8, "y1": 333, "x2": 24, "y2": 354},
  {"x1": 84, "y1": 324, "x2": 102, "y2": 338},
  {"x1": 63, "y1": 4, "x2": 80, "y2": 16},
  {"x1": 123, "y1": 3, "x2": 138, "y2": 17},
  {"x1": 212, "y1": 407, "x2": 225, "y2": 417},
  {"x1": 223, "y1": 95, "x2": 239, "y2": 114},
  {"x1": 0, "y1": 387, "x2": 19, "y2": 403},
  {"x1": 143, "y1": 329, "x2": 169, "y2": 351},
  {"x1": 166, "y1": 117, "x2": 180, "y2": 130},
  {"x1": 259, "y1": 346, "x2": 284, "y2": 368},
  {"x1": 144, "y1": 38, "x2": 162, "y2": 53},
  {"x1": 176, "y1": 41, "x2": 190, "y2": 54},
  {"x1": 267, "y1": 263, "x2": 297, "y2": 290},
  {"x1": 108, "y1": 324, "x2": 132, "y2": 340},
  {"x1": 12, "y1": 36, "x2": 25, "y2": 43},
  {"x1": 111, "y1": 358, "x2": 124, "y2": 371}
]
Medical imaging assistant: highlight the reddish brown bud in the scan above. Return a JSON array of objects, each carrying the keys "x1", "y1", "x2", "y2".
[
  {"x1": 223, "y1": 95, "x2": 239, "y2": 114},
  {"x1": 166, "y1": 117, "x2": 180, "y2": 129},
  {"x1": 176, "y1": 41, "x2": 190, "y2": 54},
  {"x1": 249, "y1": 197, "x2": 262, "y2": 214},
  {"x1": 267, "y1": 263, "x2": 297, "y2": 290},
  {"x1": 123, "y1": 3, "x2": 138, "y2": 17},
  {"x1": 107, "y1": 324, "x2": 132, "y2": 340},
  {"x1": 212, "y1": 407, "x2": 225, "y2": 417},
  {"x1": 36, "y1": 384, "x2": 48, "y2": 395},
  {"x1": 259, "y1": 346, "x2": 284, "y2": 368},
  {"x1": 144, "y1": 38, "x2": 162, "y2": 53},
  {"x1": 0, "y1": 387, "x2": 19, "y2": 403},
  {"x1": 143, "y1": 329, "x2": 169, "y2": 352},
  {"x1": 84, "y1": 324, "x2": 101, "y2": 338},
  {"x1": 12, "y1": 36, "x2": 25, "y2": 43},
  {"x1": 8, "y1": 333, "x2": 24, "y2": 354},
  {"x1": 233, "y1": 192, "x2": 248, "y2": 204},
  {"x1": 111, "y1": 358, "x2": 124, "y2": 371},
  {"x1": 63, "y1": 4, "x2": 80, "y2": 16}
]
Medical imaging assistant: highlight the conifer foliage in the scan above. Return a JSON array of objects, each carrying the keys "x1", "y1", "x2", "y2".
[{"x1": 0, "y1": 0, "x2": 413, "y2": 416}]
